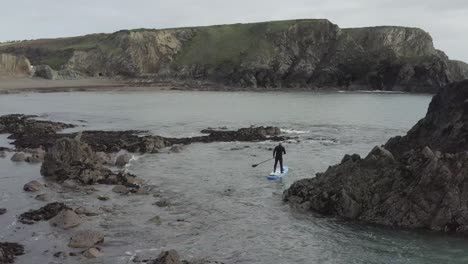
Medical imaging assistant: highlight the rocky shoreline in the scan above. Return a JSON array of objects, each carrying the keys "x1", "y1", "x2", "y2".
[
  {"x1": 284, "y1": 80, "x2": 468, "y2": 234},
  {"x1": 0, "y1": 113, "x2": 288, "y2": 263}
]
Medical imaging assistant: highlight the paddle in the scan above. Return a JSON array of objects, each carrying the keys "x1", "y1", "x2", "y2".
[{"x1": 252, "y1": 158, "x2": 274, "y2": 168}]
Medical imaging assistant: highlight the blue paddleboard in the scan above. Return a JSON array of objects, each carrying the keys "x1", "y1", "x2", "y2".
[{"x1": 266, "y1": 166, "x2": 289, "y2": 180}]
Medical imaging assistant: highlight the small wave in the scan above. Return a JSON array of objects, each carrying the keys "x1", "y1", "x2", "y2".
[{"x1": 281, "y1": 129, "x2": 310, "y2": 134}]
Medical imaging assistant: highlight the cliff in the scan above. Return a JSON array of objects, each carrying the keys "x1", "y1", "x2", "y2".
[
  {"x1": 1, "y1": 19, "x2": 467, "y2": 92},
  {"x1": 284, "y1": 80, "x2": 468, "y2": 233},
  {"x1": 0, "y1": 53, "x2": 31, "y2": 76}
]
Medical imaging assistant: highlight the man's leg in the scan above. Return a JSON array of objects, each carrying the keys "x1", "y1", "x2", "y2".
[
  {"x1": 274, "y1": 158, "x2": 278, "y2": 172},
  {"x1": 280, "y1": 158, "x2": 284, "y2": 173}
]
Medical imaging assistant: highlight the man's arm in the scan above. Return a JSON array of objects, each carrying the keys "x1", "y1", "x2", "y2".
[
  {"x1": 283, "y1": 147, "x2": 286, "y2": 155},
  {"x1": 273, "y1": 147, "x2": 276, "y2": 158}
]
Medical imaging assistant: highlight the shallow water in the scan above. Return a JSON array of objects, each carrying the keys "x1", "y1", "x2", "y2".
[{"x1": 2, "y1": 90, "x2": 468, "y2": 264}]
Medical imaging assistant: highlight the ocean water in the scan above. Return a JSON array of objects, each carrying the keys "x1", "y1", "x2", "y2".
[{"x1": 2, "y1": 90, "x2": 467, "y2": 264}]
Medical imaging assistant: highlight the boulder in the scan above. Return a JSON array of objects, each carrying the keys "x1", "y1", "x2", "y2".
[
  {"x1": 49, "y1": 209, "x2": 82, "y2": 229},
  {"x1": 25, "y1": 154, "x2": 42, "y2": 163},
  {"x1": 34, "y1": 193, "x2": 51, "y2": 202},
  {"x1": 33, "y1": 65, "x2": 57, "y2": 80},
  {"x1": 0, "y1": 208, "x2": 6, "y2": 215},
  {"x1": 169, "y1": 145, "x2": 184, "y2": 153},
  {"x1": 74, "y1": 207, "x2": 99, "y2": 216},
  {"x1": 284, "y1": 80, "x2": 468, "y2": 234},
  {"x1": 68, "y1": 230, "x2": 104, "y2": 248},
  {"x1": 10, "y1": 152, "x2": 26, "y2": 162},
  {"x1": 23, "y1": 180, "x2": 43, "y2": 192},
  {"x1": 115, "y1": 153, "x2": 131, "y2": 167},
  {"x1": 112, "y1": 185, "x2": 128, "y2": 194},
  {"x1": 149, "y1": 250, "x2": 182, "y2": 264},
  {"x1": 83, "y1": 247, "x2": 102, "y2": 258}
]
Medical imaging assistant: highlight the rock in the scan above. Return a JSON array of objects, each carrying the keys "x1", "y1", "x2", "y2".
[
  {"x1": 10, "y1": 152, "x2": 26, "y2": 162},
  {"x1": 33, "y1": 65, "x2": 57, "y2": 80},
  {"x1": 154, "y1": 199, "x2": 170, "y2": 207},
  {"x1": 0, "y1": 208, "x2": 6, "y2": 215},
  {"x1": 98, "y1": 195, "x2": 109, "y2": 201},
  {"x1": 62, "y1": 179, "x2": 78, "y2": 189},
  {"x1": 18, "y1": 202, "x2": 69, "y2": 224},
  {"x1": 96, "y1": 151, "x2": 112, "y2": 165},
  {"x1": 284, "y1": 80, "x2": 468, "y2": 234},
  {"x1": 169, "y1": 145, "x2": 184, "y2": 153},
  {"x1": 25, "y1": 154, "x2": 42, "y2": 163},
  {"x1": 149, "y1": 250, "x2": 182, "y2": 264},
  {"x1": 74, "y1": 207, "x2": 99, "y2": 216},
  {"x1": 23, "y1": 180, "x2": 43, "y2": 192},
  {"x1": 40, "y1": 137, "x2": 142, "y2": 186},
  {"x1": 0, "y1": 243, "x2": 25, "y2": 264},
  {"x1": 34, "y1": 193, "x2": 51, "y2": 202},
  {"x1": 115, "y1": 153, "x2": 131, "y2": 167},
  {"x1": 83, "y1": 247, "x2": 102, "y2": 258},
  {"x1": 0, "y1": 151, "x2": 6, "y2": 158},
  {"x1": 112, "y1": 185, "x2": 128, "y2": 194},
  {"x1": 49, "y1": 209, "x2": 82, "y2": 229},
  {"x1": 148, "y1": 216, "x2": 162, "y2": 225},
  {"x1": 68, "y1": 230, "x2": 104, "y2": 248}
]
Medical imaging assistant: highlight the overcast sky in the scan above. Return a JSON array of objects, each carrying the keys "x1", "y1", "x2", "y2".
[{"x1": 2, "y1": 0, "x2": 467, "y2": 62}]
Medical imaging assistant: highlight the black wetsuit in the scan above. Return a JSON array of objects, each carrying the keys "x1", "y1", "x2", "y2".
[{"x1": 273, "y1": 145, "x2": 286, "y2": 173}]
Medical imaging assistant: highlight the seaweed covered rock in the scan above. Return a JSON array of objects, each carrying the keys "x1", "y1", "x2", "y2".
[
  {"x1": 18, "y1": 202, "x2": 69, "y2": 224},
  {"x1": 284, "y1": 80, "x2": 468, "y2": 233},
  {"x1": 0, "y1": 243, "x2": 24, "y2": 264}
]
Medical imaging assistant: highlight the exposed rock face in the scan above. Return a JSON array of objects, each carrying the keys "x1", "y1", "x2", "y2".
[
  {"x1": 0, "y1": 53, "x2": 31, "y2": 77},
  {"x1": 1, "y1": 20, "x2": 467, "y2": 92},
  {"x1": 18, "y1": 202, "x2": 69, "y2": 224},
  {"x1": 0, "y1": 243, "x2": 24, "y2": 264},
  {"x1": 284, "y1": 80, "x2": 468, "y2": 233},
  {"x1": 33, "y1": 65, "x2": 57, "y2": 80}
]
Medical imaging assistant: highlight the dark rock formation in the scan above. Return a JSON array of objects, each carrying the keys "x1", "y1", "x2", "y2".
[
  {"x1": 0, "y1": 243, "x2": 24, "y2": 264},
  {"x1": 18, "y1": 202, "x2": 69, "y2": 224},
  {"x1": 40, "y1": 137, "x2": 139, "y2": 186},
  {"x1": 2, "y1": 20, "x2": 466, "y2": 92},
  {"x1": 6, "y1": 120, "x2": 284, "y2": 153},
  {"x1": 0, "y1": 114, "x2": 74, "y2": 138},
  {"x1": 0, "y1": 208, "x2": 6, "y2": 215},
  {"x1": 284, "y1": 80, "x2": 468, "y2": 233}
]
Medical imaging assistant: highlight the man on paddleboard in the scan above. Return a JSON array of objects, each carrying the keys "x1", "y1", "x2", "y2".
[{"x1": 273, "y1": 143, "x2": 286, "y2": 173}]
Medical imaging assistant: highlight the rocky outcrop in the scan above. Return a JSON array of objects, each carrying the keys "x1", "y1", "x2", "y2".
[
  {"x1": 40, "y1": 137, "x2": 139, "y2": 186},
  {"x1": 0, "y1": 53, "x2": 31, "y2": 77},
  {"x1": 0, "y1": 243, "x2": 24, "y2": 264},
  {"x1": 0, "y1": 114, "x2": 75, "y2": 138},
  {"x1": 284, "y1": 80, "x2": 468, "y2": 233},
  {"x1": 18, "y1": 202, "x2": 69, "y2": 224},
  {"x1": 1, "y1": 20, "x2": 467, "y2": 92}
]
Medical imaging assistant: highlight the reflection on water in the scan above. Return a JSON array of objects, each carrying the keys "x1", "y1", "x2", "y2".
[{"x1": 2, "y1": 91, "x2": 466, "y2": 264}]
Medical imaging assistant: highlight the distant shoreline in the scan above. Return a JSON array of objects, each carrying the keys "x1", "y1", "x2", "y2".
[{"x1": 0, "y1": 77, "x2": 435, "y2": 95}]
